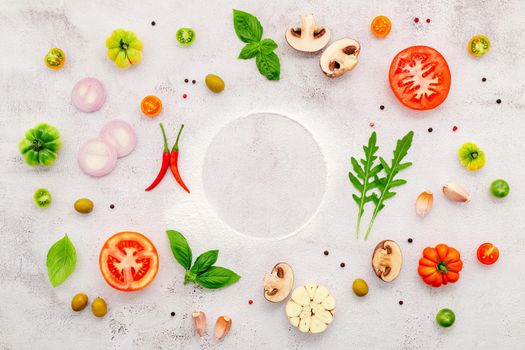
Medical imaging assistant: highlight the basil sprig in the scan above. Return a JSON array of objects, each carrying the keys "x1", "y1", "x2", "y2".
[
  {"x1": 166, "y1": 230, "x2": 240, "y2": 289},
  {"x1": 233, "y1": 9, "x2": 280, "y2": 80},
  {"x1": 46, "y1": 234, "x2": 76, "y2": 287}
]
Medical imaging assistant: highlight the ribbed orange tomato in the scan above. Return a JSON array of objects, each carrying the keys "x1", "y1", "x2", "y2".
[{"x1": 418, "y1": 244, "x2": 463, "y2": 287}]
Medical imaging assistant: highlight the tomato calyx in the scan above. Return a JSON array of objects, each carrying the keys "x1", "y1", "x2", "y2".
[{"x1": 436, "y1": 261, "x2": 449, "y2": 273}]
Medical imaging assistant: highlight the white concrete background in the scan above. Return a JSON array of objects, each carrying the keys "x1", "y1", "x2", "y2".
[{"x1": 1, "y1": 0, "x2": 524, "y2": 349}]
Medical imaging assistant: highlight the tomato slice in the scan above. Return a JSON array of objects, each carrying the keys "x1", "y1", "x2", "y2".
[
  {"x1": 468, "y1": 35, "x2": 490, "y2": 56},
  {"x1": 388, "y1": 46, "x2": 451, "y2": 110},
  {"x1": 45, "y1": 48, "x2": 66, "y2": 70},
  {"x1": 371, "y1": 16, "x2": 392, "y2": 38},
  {"x1": 477, "y1": 243, "x2": 499, "y2": 265},
  {"x1": 141, "y1": 95, "x2": 163, "y2": 117},
  {"x1": 99, "y1": 231, "x2": 159, "y2": 291}
]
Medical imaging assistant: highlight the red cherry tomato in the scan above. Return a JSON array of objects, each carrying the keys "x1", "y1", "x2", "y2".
[
  {"x1": 99, "y1": 231, "x2": 159, "y2": 291},
  {"x1": 388, "y1": 46, "x2": 451, "y2": 110},
  {"x1": 477, "y1": 243, "x2": 499, "y2": 265}
]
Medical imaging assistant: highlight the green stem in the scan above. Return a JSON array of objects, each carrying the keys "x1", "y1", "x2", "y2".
[
  {"x1": 172, "y1": 124, "x2": 184, "y2": 151},
  {"x1": 356, "y1": 216, "x2": 361, "y2": 239},
  {"x1": 159, "y1": 123, "x2": 169, "y2": 152},
  {"x1": 364, "y1": 213, "x2": 377, "y2": 240}
]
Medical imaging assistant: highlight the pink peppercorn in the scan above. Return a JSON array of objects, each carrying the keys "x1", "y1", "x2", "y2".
[{"x1": 414, "y1": 17, "x2": 419, "y2": 23}]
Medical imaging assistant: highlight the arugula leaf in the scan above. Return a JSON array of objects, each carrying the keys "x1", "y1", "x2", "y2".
[
  {"x1": 194, "y1": 266, "x2": 241, "y2": 289},
  {"x1": 190, "y1": 250, "x2": 219, "y2": 275},
  {"x1": 256, "y1": 51, "x2": 280, "y2": 80},
  {"x1": 348, "y1": 132, "x2": 382, "y2": 238},
  {"x1": 259, "y1": 38, "x2": 278, "y2": 54},
  {"x1": 364, "y1": 131, "x2": 414, "y2": 240},
  {"x1": 238, "y1": 42, "x2": 260, "y2": 59},
  {"x1": 166, "y1": 230, "x2": 192, "y2": 270},
  {"x1": 233, "y1": 9, "x2": 263, "y2": 43},
  {"x1": 46, "y1": 234, "x2": 76, "y2": 287}
]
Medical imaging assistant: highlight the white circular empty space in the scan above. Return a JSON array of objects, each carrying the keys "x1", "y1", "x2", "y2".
[{"x1": 202, "y1": 113, "x2": 326, "y2": 239}]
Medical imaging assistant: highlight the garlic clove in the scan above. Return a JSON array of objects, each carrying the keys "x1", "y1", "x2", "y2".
[
  {"x1": 442, "y1": 181, "x2": 471, "y2": 203},
  {"x1": 416, "y1": 191, "x2": 434, "y2": 216},
  {"x1": 214, "y1": 316, "x2": 232, "y2": 340},
  {"x1": 192, "y1": 311, "x2": 206, "y2": 337}
]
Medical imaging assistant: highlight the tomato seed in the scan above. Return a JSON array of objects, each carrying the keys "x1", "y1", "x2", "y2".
[{"x1": 414, "y1": 17, "x2": 419, "y2": 23}]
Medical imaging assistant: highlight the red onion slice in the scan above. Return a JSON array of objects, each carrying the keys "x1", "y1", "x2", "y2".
[
  {"x1": 78, "y1": 138, "x2": 118, "y2": 177},
  {"x1": 71, "y1": 77, "x2": 106, "y2": 113},
  {"x1": 99, "y1": 120, "x2": 137, "y2": 158}
]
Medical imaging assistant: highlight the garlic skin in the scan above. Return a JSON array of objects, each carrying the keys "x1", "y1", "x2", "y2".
[
  {"x1": 442, "y1": 181, "x2": 471, "y2": 203},
  {"x1": 214, "y1": 316, "x2": 232, "y2": 340},
  {"x1": 416, "y1": 191, "x2": 434, "y2": 217},
  {"x1": 192, "y1": 311, "x2": 206, "y2": 337}
]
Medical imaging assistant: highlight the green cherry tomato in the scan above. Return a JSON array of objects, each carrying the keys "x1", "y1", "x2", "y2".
[
  {"x1": 468, "y1": 35, "x2": 490, "y2": 57},
  {"x1": 490, "y1": 179, "x2": 510, "y2": 198},
  {"x1": 34, "y1": 188, "x2": 52, "y2": 208},
  {"x1": 436, "y1": 308, "x2": 456, "y2": 328},
  {"x1": 176, "y1": 28, "x2": 196, "y2": 46}
]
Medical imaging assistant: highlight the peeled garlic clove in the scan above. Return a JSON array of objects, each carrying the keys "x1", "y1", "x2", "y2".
[
  {"x1": 192, "y1": 311, "x2": 206, "y2": 337},
  {"x1": 416, "y1": 191, "x2": 433, "y2": 216},
  {"x1": 443, "y1": 181, "x2": 471, "y2": 203},
  {"x1": 215, "y1": 316, "x2": 232, "y2": 340}
]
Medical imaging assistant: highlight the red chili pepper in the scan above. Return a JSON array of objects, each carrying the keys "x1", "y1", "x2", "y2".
[
  {"x1": 145, "y1": 123, "x2": 170, "y2": 191},
  {"x1": 170, "y1": 124, "x2": 190, "y2": 193}
]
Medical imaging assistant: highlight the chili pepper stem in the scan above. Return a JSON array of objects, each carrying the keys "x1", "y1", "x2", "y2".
[
  {"x1": 160, "y1": 123, "x2": 169, "y2": 152},
  {"x1": 172, "y1": 124, "x2": 185, "y2": 151}
]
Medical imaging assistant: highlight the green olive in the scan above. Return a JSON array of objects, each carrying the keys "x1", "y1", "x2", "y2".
[
  {"x1": 74, "y1": 198, "x2": 94, "y2": 214},
  {"x1": 91, "y1": 297, "x2": 107, "y2": 317},
  {"x1": 205, "y1": 74, "x2": 225, "y2": 93},
  {"x1": 352, "y1": 278, "x2": 368, "y2": 297},
  {"x1": 71, "y1": 293, "x2": 88, "y2": 311}
]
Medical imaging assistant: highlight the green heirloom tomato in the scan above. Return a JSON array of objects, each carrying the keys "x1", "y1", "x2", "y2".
[
  {"x1": 490, "y1": 179, "x2": 510, "y2": 198},
  {"x1": 19, "y1": 123, "x2": 61, "y2": 166},
  {"x1": 106, "y1": 29, "x2": 143, "y2": 69},
  {"x1": 436, "y1": 308, "x2": 455, "y2": 328},
  {"x1": 458, "y1": 142, "x2": 485, "y2": 171}
]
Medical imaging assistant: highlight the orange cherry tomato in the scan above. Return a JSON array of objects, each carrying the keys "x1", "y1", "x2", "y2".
[
  {"x1": 141, "y1": 95, "x2": 163, "y2": 117},
  {"x1": 371, "y1": 16, "x2": 392, "y2": 38},
  {"x1": 99, "y1": 231, "x2": 159, "y2": 291},
  {"x1": 477, "y1": 243, "x2": 499, "y2": 265}
]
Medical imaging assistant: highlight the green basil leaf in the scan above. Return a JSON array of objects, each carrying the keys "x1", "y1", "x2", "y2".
[
  {"x1": 194, "y1": 266, "x2": 241, "y2": 289},
  {"x1": 190, "y1": 250, "x2": 219, "y2": 275},
  {"x1": 259, "y1": 38, "x2": 278, "y2": 54},
  {"x1": 233, "y1": 9, "x2": 263, "y2": 43},
  {"x1": 166, "y1": 230, "x2": 192, "y2": 270},
  {"x1": 238, "y1": 42, "x2": 260, "y2": 59},
  {"x1": 256, "y1": 52, "x2": 280, "y2": 81},
  {"x1": 46, "y1": 234, "x2": 76, "y2": 287}
]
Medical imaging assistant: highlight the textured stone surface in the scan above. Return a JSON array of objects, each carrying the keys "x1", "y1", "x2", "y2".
[{"x1": 1, "y1": 0, "x2": 524, "y2": 349}]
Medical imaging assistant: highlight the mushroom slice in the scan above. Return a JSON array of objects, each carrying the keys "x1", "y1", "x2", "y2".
[
  {"x1": 372, "y1": 240, "x2": 403, "y2": 282},
  {"x1": 263, "y1": 262, "x2": 294, "y2": 303},
  {"x1": 320, "y1": 38, "x2": 361, "y2": 78},
  {"x1": 285, "y1": 14, "x2": 331, "y2": 53},
  {"x1": 286, "y1": 284, "x2": 336, "y2": 334}
]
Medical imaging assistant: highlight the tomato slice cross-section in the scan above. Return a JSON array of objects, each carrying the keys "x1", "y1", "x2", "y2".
[
  {"x1": 99, "y1": 231, "x2": 159, "y2": 291},
  {"x1": 388, "y1": 46, "x2": 451, "y2": 110}
]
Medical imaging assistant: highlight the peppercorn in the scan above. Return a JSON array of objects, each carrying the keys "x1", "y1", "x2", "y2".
[
  {"x1": 452, "y1": 126, "x2": 458, "y2": 132},
  {"x1": 182, "y1": 93, "x2": 188, "y2": 99},
  {"x1": 151, "y1": 21, "x2": 156, "y2": 26},
  {"x1": 192, "y1": 80, "x2": 196, "y2": 84},
  {"x1": 399, "y1": 300, "x2": 404, "y2": 305},
  {"x1": 380, "y1": 105, "x2": 385, "y2": 110},
  {"x1": 248, "y1": 299, "x2": 253, "y2": 305},
  {"x1": 184, "y1": 79, "x2": 189, "y2": 83},
  {"x1": 414, "y1": 17, "x2": 419, "y2": 23},
  {"x1": 170, "y1": 312, "x2": 175, "y2": 317},
  {"x1": 324, "y1": 250, "x2": 329, "y2": 256},
  {"x1": 110, "y1": 204, "x2": 115, "y2": 209},
  {"x1": 426, "y1": 18, "x2": 431, "y2": 23},
  {"x1": 428, "y1": 127, "x2": 433, "y2": 133},
  {"x1": 482, "y1": 77, "x2": 486, "y2": 82},
  {"x1": 496, "y1": 99, "x2": 501, "y2": 104},
  {"x1": 340, "y1": 262, "x2": 346, "y2": 268},
  {"x1": 408, "y1": 238, "x2": 413, "y2": 243}
]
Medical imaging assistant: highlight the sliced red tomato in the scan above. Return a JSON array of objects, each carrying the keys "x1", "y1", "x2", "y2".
[
  {"x1": 99, "y1": 231, "x2": 159, "y2": 291},
  {"x1": 477, "y1": 243, "x2": 499, "y2": 265},
  {"x1": 388, "y1": 46, "x2": 451, "y2": 110}
]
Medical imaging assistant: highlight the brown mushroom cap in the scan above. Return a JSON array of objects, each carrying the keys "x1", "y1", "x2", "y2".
[
  {"x1": 320, "y1": 38, "x2": 360, "y2": 78},
  {"x1": 371, "y1": 240, "x2": 403, "y2": 282},
  {"x1": 285, "y1": 15, "x2": 331, "y2": 53},
  {"x1": 263, "y1": 262, "x2": 294, "y2": 303}
]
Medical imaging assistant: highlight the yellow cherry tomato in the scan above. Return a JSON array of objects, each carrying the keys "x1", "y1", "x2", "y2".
[
  {"x1": 45, "y1": 48, "x2": 66, "y2": 70},
  {"x1": 371, "y1": 16, "x2": 392, "y2": 38},
  {"x1": 468, "y1": 35, "x2": 490, "y2": 56},
  {"x1": 141, "y1": 95, "x2": 163, "y2": 117}
]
